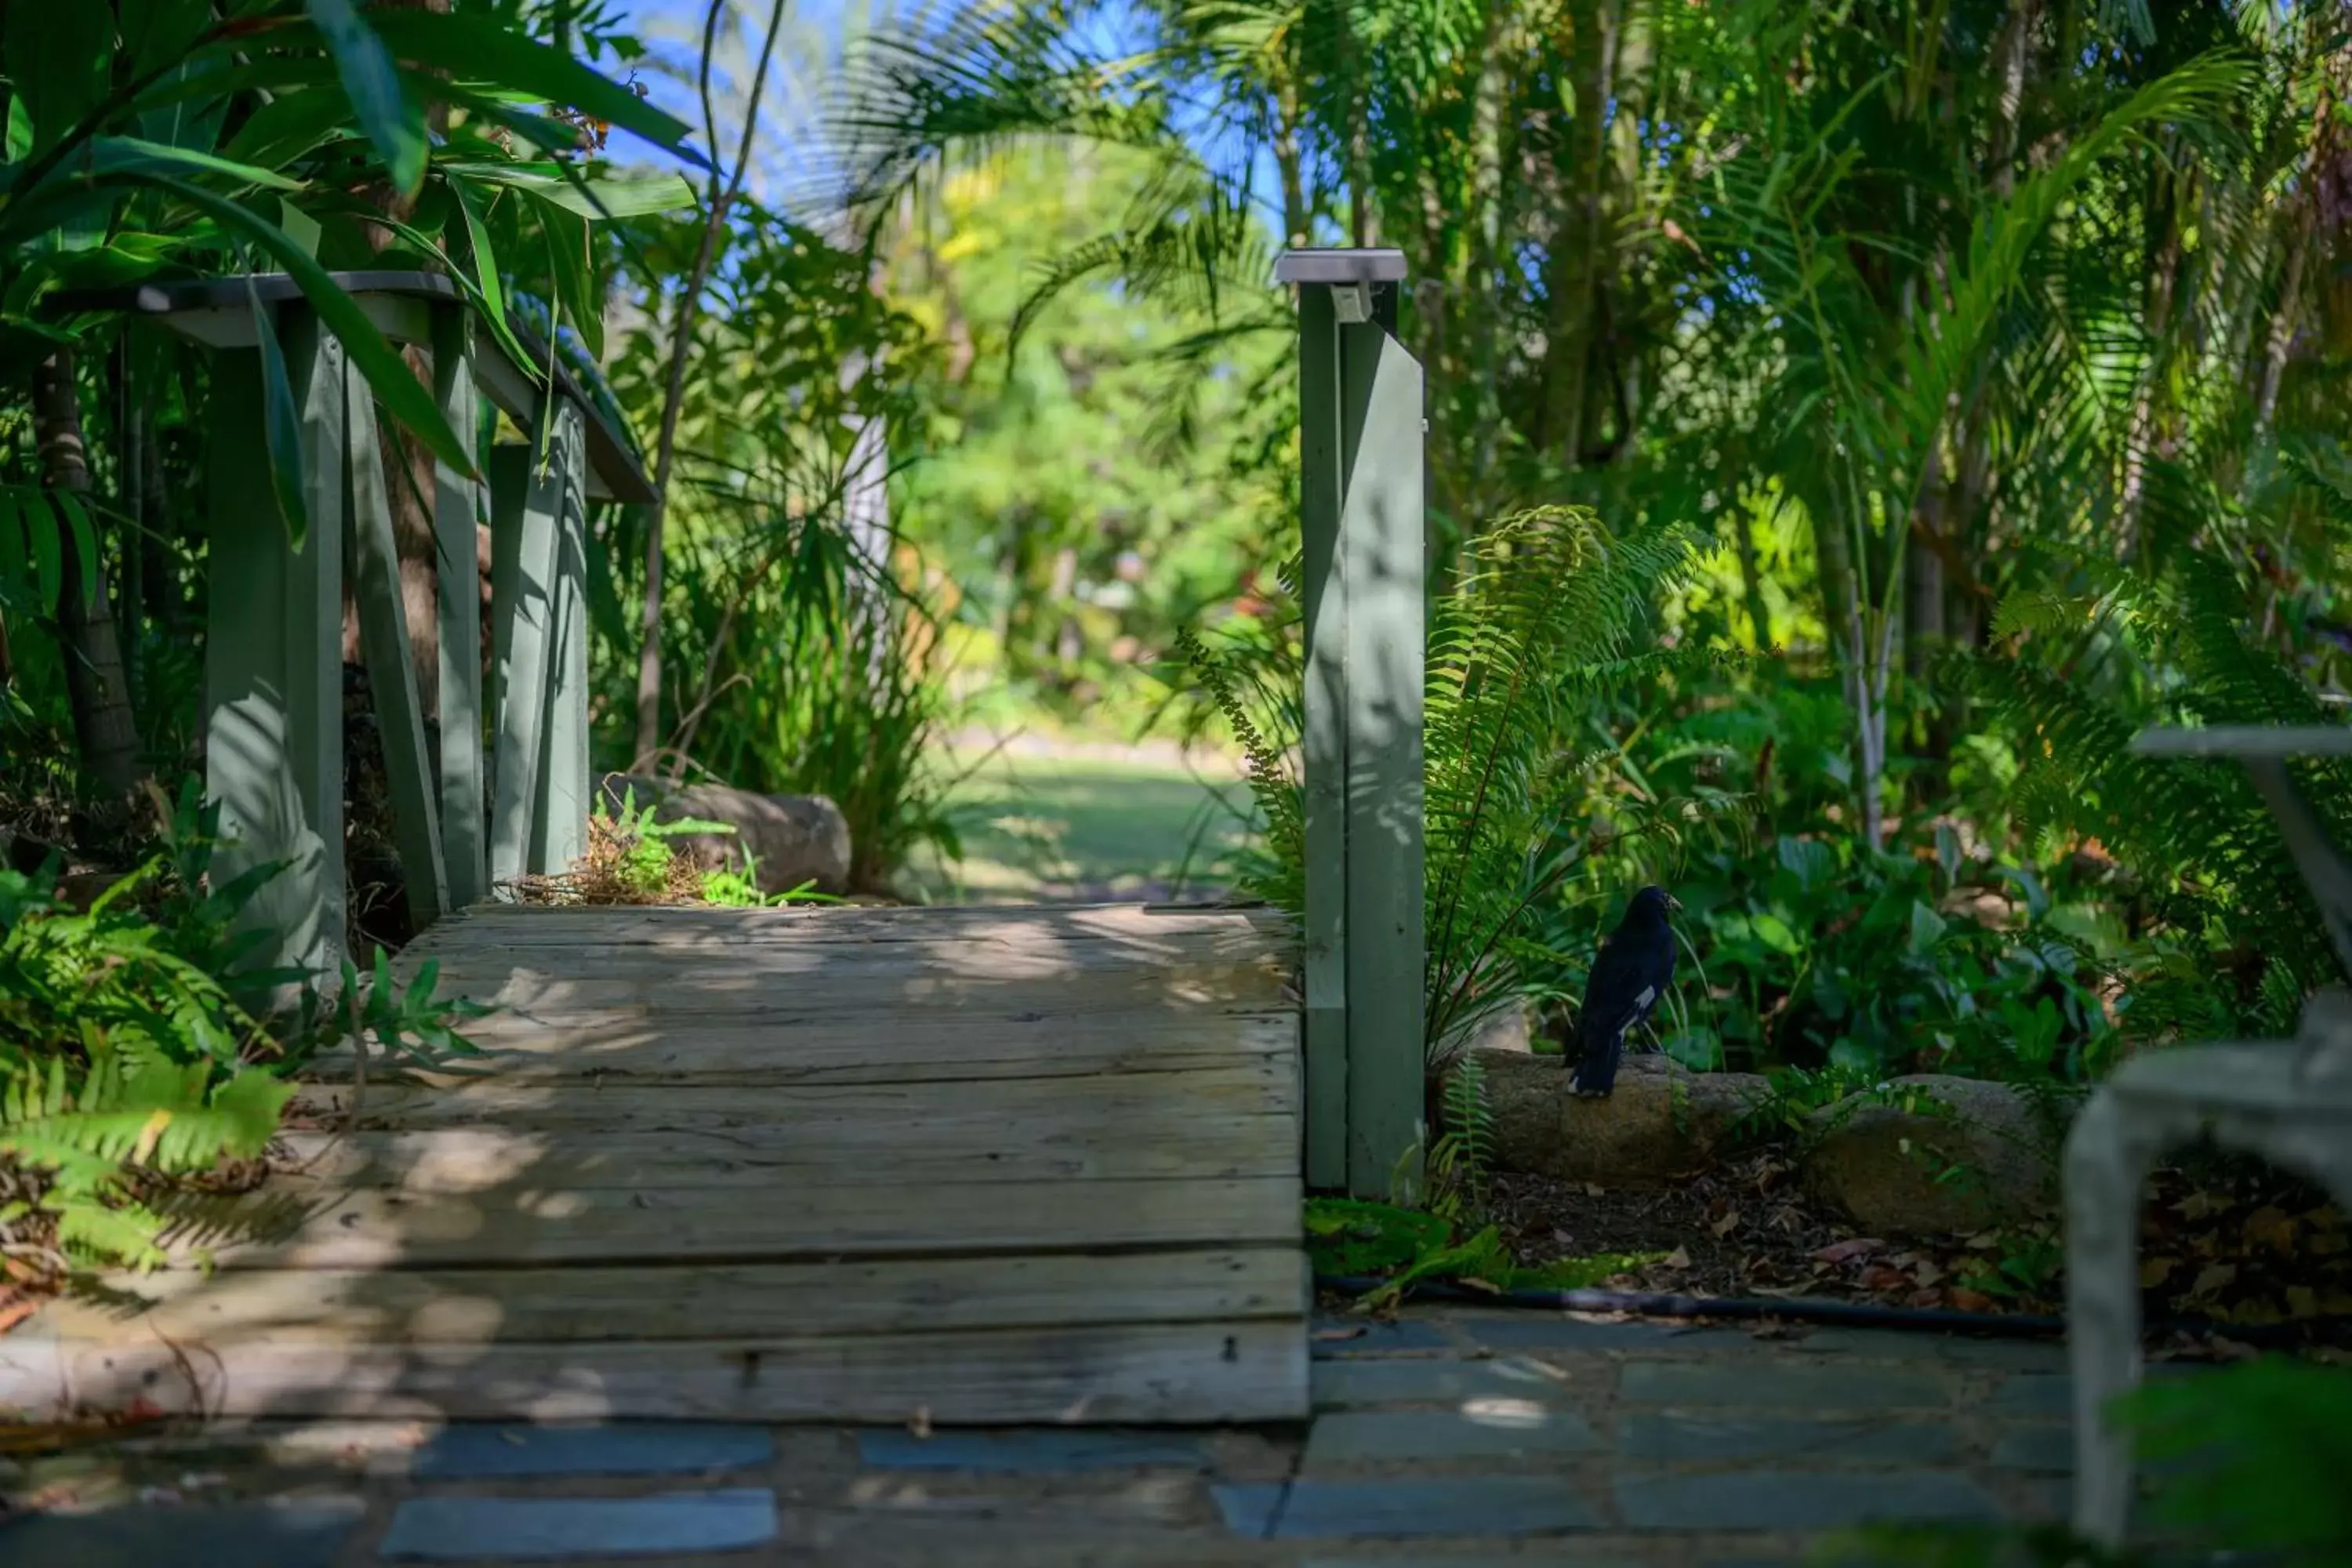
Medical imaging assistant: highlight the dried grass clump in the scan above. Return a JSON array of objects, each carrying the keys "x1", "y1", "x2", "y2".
[{"x1": 510, "y1": 808, "x2": 708, "y2": 907}]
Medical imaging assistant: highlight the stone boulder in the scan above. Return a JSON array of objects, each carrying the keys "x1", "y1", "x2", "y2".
[
  {"x1": 597, "y1": 773, "x2": 853, "y2": 897},
  {"x1": 1798, "y1": 1074, "x2": 2061, "y2": 1236},
  {"x1": 1472, "y1": 1047, "x2": 1770, "y2": 1185}
]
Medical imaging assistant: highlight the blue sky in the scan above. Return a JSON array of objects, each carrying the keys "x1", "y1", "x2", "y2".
[{"x1": 589, "y1": 0, "x2": 1292, "y2": 236}]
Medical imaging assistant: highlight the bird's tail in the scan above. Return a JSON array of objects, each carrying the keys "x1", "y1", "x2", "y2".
[{"x1": 1572, "y1": 1003, "x2": 1632, "y2": 1098}]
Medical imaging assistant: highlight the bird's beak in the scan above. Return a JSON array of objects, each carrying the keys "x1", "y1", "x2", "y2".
[{"x1": 1664, "y1": 894, "x2": 1683, "y2": 913}]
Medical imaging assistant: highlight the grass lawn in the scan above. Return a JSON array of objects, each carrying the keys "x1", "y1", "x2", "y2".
[{"x1": 901, "y1": 742, "x2": 1258, "y2": 905}]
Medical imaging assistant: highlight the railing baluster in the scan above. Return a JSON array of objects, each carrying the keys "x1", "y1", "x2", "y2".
[
  {"x1": 431, "y1": 306, "x2": 489, "y2": 909},
  {"x1": 344, "y1": 356, "x2": 450, "y2": 927},
  {"x1": 1295, "y1": 282, "x2": 1351, "y2": 1192},
  {"x1": 532, "y1": 402, "x2": 590, "y2": 877},
  {"x1": 202, "y1": 304, "x2": 347, "y2": 991},
  {"x1": 488, "y1": 429, "x2": 561, "y2": 887}
]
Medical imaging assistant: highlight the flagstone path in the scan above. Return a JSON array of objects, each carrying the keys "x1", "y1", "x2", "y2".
[{"x1": 0, "y1": 1304, "x2": 2121, "y2": 1566}]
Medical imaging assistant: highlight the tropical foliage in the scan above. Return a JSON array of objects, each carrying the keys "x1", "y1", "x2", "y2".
[{"x1": 836, "y1": 0, "x2": 2352, "y2": 1088}]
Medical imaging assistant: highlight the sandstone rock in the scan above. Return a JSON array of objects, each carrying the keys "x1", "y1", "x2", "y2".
[
  {"x1": 597, "y1": 773, "x2": 853, "y2": 896},
  {"x1": 1450, "y1": 998, "x2": 1534, "y2": 1057},
  {"x1": 1799, "y1": 1074, "x2": 2062, "y2": 1236},
  {"x1": 1472, "y1": 1047, "x2": 1771, "y2": 1185}
]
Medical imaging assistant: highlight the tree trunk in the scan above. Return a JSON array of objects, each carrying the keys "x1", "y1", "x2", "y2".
[
  {"x1": 139, "y1": 410, "x2": 175, "y2": 632},
  {"x1": 1733, "y1": 500, "x2": 1773, "y2": 652},
  {"x1": 1537, "y1": 0, "x2": 1618, "y2": 467},
  {"x1": 1904, "y1": 489, "x2": 1946, "y2": 681},
  {"x1": 33, "y1": 350, "x2": 147, "y2": 802},
  {"x1": 2118, "y1": 170, "x2": 2183, "y2": 560},
  {"x1": 635, "y1": 0, "x2": 793, "y2": 774},
  {"x1": 354, "y1": 0, "x2": 454, "y2": 718},
  {"x1": 1274, "y1": 86, "x2": 1308, "y2": 249},
  {"x1": 117, "y1": 348, "x2": 146, "y2": 706}
]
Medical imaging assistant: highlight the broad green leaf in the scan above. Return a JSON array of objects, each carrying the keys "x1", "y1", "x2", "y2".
[
  {"x1": 424, "y1": 79, "x2": 608, "y2": 161},
  {"x1": 446, "y1": 182, "x2": 535, "y2": 377},
  {"x1": 128, "y1": 52, "x2": 343, "y2": 116},
  {"x1": 1750, "y1": 909, "x2": 1802, "y2": 956},
  {"x1": 153, "y1": 177, "x2": 476, "y2": 479},
  {"x1": 27, "y1": 489, "x2": 61, "y2": 613},
  {"x1": 364, "y1": 9, "x2": 699, "y2": 158},
  {"x1": 277, "y1": 197, "x2": 323, "y2": 260},
  {"x1": 0, "y1": 493, "x2": 27, "y2": 610},
  {"x1": 307, "y1": 0, "x2": 426, "y2": 197},
  {"x1": 536, "y1": 195, "x2": 601, "y2": 361},
  {"x1": 53, "y1": 492, "x2": 100, "y2": 614},
  {"x1": 2, "y1": 2, "x2": 111, "y2": 155},
  {"x1": 445, "y1": 162, "x2": 697, "y2": 219},
  {"x1": 118, "y1": 0, "x2": 212, "y2": 78},
  {"x1": 1907, "y1": 900, "x2": 1947, "y2": 957},
  {"x1": 218, "y1": 85, "x2": 357, "y2": 171},
  {"x1": 246, "y1": 276, "x2": 313, "y2": 552},
  {"x1": 84, "y1": 135, "x2": 305, "y2": 191},
  {"x1": 27, "y1": 233, "x2": 180, "y2": 293},
  {"x1": 4, "y1": 96, "x2": 30, "y2": 162}
]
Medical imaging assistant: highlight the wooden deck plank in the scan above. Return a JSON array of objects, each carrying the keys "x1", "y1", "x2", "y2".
[
  {"x1": 32, "y1": 1319, "x2": 1309, "y2": 1424},
  {"x1": 271, "y1": 1120, "x2": 1295, "y2": 1189},
  {"x1": 415, "y1": 902, "x2": 1290, "y2": 945},
  {"x1": 309, "y1": 1011, "x2": 1295, "y2": 1089},
  {"x1": 162, "y1": 1177, "x2": 1301, "y2": 1271},
  {"x1": 54, "y1": 1250, "x2": 1308, "y2": 1344},
  {"x1": 285, "y1": 1064, "x2": 1294, "y2": 1134},
  {"x1": 23, "y1": 902, "x2": 1309, "y2": 1425},
  {"x1": 415, "y1": 933, "x2": 1289, "y2": 978},
  {"x1": 397, "y1": 973, "x2": 1298, "y2": 1025}
]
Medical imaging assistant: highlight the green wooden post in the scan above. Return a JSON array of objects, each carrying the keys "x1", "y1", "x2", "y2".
[
  {"x1": 203, "y1": 307, "x2": 346, "y2": 988},
  {"x1": 343, "y1": 356, "x2": 450, "y2": 927},
  {"x1": 488, "y1": 432, "x2": 559, "y2": 887},
  {"x1": 532, "y1": 401, "x2": 590, "y2": 877},
  {"x1": 431, "y1": 306, "x2": 489, "y2": 909},
  {"x1": 1294, "y1": 281, "x2": 1350, "y2": 1192},
  {"x1": 1276, "y1": 249, "x2": 1428, "y2": 1201}
]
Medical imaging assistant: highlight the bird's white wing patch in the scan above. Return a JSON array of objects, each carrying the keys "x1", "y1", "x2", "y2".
[{"x1": 1633, "y1": 985, "x2": 1656, "y2": 1011}]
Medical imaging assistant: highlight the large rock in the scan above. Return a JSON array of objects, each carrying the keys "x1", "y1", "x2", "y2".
[
  {"x1": 1798, "y1": 1074, "x2": 2061, "y2": 1236},
  {"x1": 597, "y1": 773, "x2": 853, "y2": 897},
  {"x1": 1473, "y1": 1047, "x2": 1770, "y2": 1185}
]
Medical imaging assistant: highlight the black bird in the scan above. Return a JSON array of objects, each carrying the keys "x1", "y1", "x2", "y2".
[{"x1": 1568, "y1": 886, "x2": 1682, "y2": 1098}]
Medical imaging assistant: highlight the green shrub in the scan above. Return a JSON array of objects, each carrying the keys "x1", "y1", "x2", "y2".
[
  {"x1": 0, "y1": 786, "x2": 481, "y2": 1272},
  {"x1": 1821, "y1": 1356, "x2": 2352, "y2": 1567}
]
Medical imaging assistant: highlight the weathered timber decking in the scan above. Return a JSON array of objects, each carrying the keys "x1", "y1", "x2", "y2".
[{"x1": 5, "y1": 902, "x2": 1310, "y2": 1427}]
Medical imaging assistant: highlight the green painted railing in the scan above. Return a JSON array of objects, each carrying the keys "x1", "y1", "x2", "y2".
[
  {"x1": 113, "y1": 273, "x2": 654, "y2": 988},
  {"x1": 1276, "y1": 249, "x2": 1428, "y2": 1202}
]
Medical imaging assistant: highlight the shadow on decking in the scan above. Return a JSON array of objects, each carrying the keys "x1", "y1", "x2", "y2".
[{"x1": 12, "y1": 902, "x2": 1310, "y2": 1428}]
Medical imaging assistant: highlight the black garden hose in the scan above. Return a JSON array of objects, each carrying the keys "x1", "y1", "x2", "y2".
[{"x1": 1315, "y1": 1273, "x2": 2347, "y2": 1348}]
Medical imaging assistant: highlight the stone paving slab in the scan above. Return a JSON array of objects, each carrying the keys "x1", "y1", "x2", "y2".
[
  {"x1": 2, "y1": 1305, "x2": 2125, "y2": 1566},
  {"x1": 412, "y1": 1424, "x2": 774, "y2": 1479},
  {"x1": 1617, "y1": 1413, "x2": 1958, "y2": 1465},
  {"x1": 1618, "y1": 1362, "x2": 1949, "y2": 1410},
  {"x1": 857, "y1": 1429, "x2": 1214, "y2": 1472},
  {"x1": 1794, "y1": 1329, "x2": 2069, "y2": 1371},
  {"x1": 377, "y1": 1488, "x2": 780, "y2": 1562},
  {"x1": 1982, "y1": 1374, "x2": 2070, "y2": 1416},
  {"x1": 1446, "y1": 1316, "x2": 1744, "y2": 1352},
  {"x1": 1615, "y1": 1469, "x2": 2005, "y2": 1530},
  {"x1": 1301, "y1": 1555, "x2": 1644, "y2": 1567},
  {"x1": 0, "y1": 1496, "x2": 365, "y2": 1568},
  {"x1": 1310, "y1": 1319, "x2": 1461, "y2": 1357},
  {"x1": 1311, "y1": 1356, "x2": 1576, "y2": 1409},
  {"x1": 1302, "y1": 1409, "x2": 1604, "y2": 1467},
  {"x1": 1989, "y1": 1425, "x2": 2073, "y2": 1472},
  {"x1": 1229, "y1": 1476, "x2": 1606, "y2": 1539}
]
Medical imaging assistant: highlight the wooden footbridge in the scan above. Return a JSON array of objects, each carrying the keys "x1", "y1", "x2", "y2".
[{"x1": 5, "y1": 253, "x2": 1429, "y2": 1428}]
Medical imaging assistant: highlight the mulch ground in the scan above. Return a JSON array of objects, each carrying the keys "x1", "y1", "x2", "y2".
[{"x1": 1482, "y1": 1147, "x2": 2352, "y2": 1352}]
